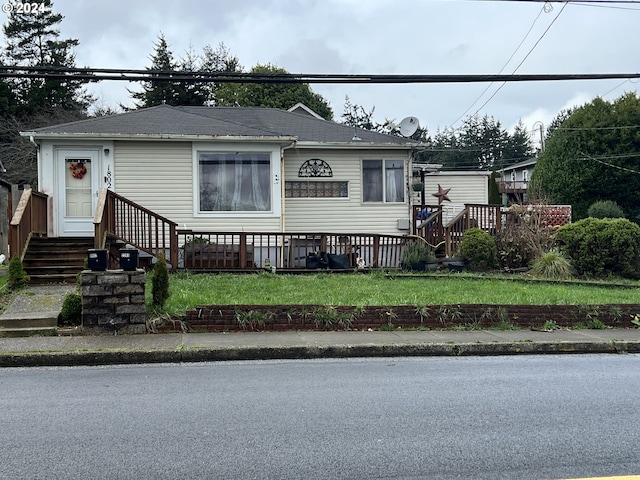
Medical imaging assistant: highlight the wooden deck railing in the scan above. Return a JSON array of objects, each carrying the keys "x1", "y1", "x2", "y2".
[
  {"x1": 412, "y1": 204, "x2": 502, "y2": 256},
  {"x1": 444, "y1": 204, "x2": 502, "y2": 256},
  {"x1": 9, "y1": 188, "x2": 48, "y2": 260},
  {"x1": 176, "y1": 231, "x2": 406, "y2": 270},
  {"x1": 94, "y1": 189, "x2": 179, "y2": 269}
]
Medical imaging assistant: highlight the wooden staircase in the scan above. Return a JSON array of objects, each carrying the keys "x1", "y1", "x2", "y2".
[{"x1": 22, "y1": 237, "x2": 94, "y2": 284}]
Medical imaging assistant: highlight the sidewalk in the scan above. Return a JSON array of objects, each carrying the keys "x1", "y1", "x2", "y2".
[
  {"x1": 2, "y1": 285, "x2": 640, "y2": 367},
  {"x1": 2, "y1": 328, "x2": 640, "y2": 367}
]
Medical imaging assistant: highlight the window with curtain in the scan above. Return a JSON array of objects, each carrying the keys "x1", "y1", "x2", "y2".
[
  {"x1": 362, "y1": 159, "x2": 405, "y2": 203},
  {"x1": 199, "y1": 152, "x2": 271, "y2": 212}
]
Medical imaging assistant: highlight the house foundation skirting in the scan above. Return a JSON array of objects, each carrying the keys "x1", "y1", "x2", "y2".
[{"x1": 80, "y1": 270, "x2": 147, "y2": 334}]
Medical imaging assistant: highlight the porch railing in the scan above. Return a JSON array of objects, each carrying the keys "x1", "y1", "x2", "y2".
[
  {"x1": 176, "y1": 231, "x2": 406, "y2": 270},
  {"x1": 94, "y1": 188, "x2": 179, "y2": 269},
  {"x1": 444, "y1": 204, "x2": 502, "y2": 256},
  {"x1": 413, "y1": 204, "x2": 502, "y2": 256},
  {"x1": 9, "y1": 188, "x2": 48, "y2": 260}
]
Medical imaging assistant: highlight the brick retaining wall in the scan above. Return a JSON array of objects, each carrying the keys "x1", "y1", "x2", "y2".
[{"x1": 164, "y1": 303, "x2": 639, "y2": 333}]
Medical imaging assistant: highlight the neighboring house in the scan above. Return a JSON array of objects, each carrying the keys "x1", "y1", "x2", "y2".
[
  {"x1": 414, "y1": 170, "x2": 492, "y2": 224},
  {"x1": 497, "y1": 158, "x2": 536, "y2": 205},
  {"x1": 287, "y1": 102, "x2": 325, "y2": 119}
]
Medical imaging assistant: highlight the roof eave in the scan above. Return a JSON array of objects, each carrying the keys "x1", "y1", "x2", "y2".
[
  {"x1": 295, "y1": 141, "x2": 415, "y2": 150},
  {"x1": 20, "y1": 132, "x2": 299, "y2": 143}
]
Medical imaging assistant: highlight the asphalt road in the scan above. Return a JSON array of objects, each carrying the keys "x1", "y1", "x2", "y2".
[{"x1": 2, "y1": 355, "x2": 640, "y2": 479}]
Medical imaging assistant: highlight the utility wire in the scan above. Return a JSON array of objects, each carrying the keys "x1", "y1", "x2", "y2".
[
  {"x1": 467, "y1": 2, "x2": 569, "y2": 119},
  {"x1": 449, "y1": 3, "x2": 548, "y2": 128},
  {"x1": 579, "y1": 151, "x2": 640, "y2": 174},
  {"x1": 0, "y1": 66, "x2": 637, "y2": 84}
]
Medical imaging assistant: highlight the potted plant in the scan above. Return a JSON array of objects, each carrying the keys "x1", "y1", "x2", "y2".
[{"x1": 401, "y1": 238, "x2": 437, "y2": 271}]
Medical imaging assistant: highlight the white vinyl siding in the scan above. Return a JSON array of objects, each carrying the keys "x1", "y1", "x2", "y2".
[
  {"x1": 113, "y1": 141, "x2": 281, "y2": 231},
  {"x1": 284, "y1": 149, "x2": 411, "y2": 235},
  {"x1": 412, "y1": 171, "x2": 491, "y2": 223}
]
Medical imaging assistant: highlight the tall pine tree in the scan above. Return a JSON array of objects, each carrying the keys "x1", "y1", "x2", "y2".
[
  {"x1": 1, "y1": 0, "x2": 90, "y2": 185},
  {"x1": 130, "y1": 34, "x2": 209, "y2": 108},
  {"x1": 2, "y1": 0, "x2": 91, "y2": 117}
]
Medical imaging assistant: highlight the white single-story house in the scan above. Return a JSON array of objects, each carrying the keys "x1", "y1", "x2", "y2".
[{"x1": 21, "y1": 104, "x2": 492, "y2": 239}]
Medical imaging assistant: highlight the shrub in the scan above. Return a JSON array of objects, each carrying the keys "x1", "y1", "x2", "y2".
[
  {"x1": 494, "y1": 223, "x2": 554, "y2": 270},
  {"x1": 59, "y1": 290, "x2": 82, "y2": 325},
  {"x1": 530, "y1": 250, "x2": 574, "y2": 280},
  {"x1": 151, "y1": 252, "x2": 170, "y2": 309},
  {"x1": 555, "y1": 217, "x2": 640, "y2": 278},
  {"x1": 459, "y1": 228, "x2": 498, "y2": 271},
  {"x1": 587, "y1": 200, "x2": 625, "y2": 219},
  {"x1": 7, "y1": 255, "x2": 29, "y2": 290},
  {"x1": 401, "y1": 238, "x2": 435, "y2": 269}
]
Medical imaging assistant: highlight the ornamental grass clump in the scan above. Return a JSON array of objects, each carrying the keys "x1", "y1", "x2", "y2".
[{"x1": 530, "y1": 250, "x2": 574, "y2": 280}]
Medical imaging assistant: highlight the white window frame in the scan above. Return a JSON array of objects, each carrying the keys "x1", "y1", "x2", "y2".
[{"x1": 192, "y1": 143, "x2": 282, "y2": 218}]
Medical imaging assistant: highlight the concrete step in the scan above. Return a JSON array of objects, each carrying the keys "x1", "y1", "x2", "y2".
[
  {"x1": 0, "y1": 312, "x2": 59, "y2": 329},
  {"x1": 0, "y1": 326, "x2": 58, "y2": 338}
]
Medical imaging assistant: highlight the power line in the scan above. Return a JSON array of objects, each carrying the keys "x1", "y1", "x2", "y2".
[
  {"x1": 0, "y1": 66, "x2": 638, "y2": 84},
  {"x1": 449, "y1": 2, "x2": 550, "y2": 127},
  {"x1": 579, "y1": 151, "x2": 640, "y2": 174},
  {"x1": 467, "y1": 2, "x2": 569, "y2": 119}
]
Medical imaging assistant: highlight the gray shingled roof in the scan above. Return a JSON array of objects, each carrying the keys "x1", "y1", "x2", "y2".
[{"x1": 27, "y1": 104, "x2": 416, "y2": 146}]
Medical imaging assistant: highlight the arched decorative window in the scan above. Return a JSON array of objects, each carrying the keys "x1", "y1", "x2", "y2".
[{"x1": 298, "y1": 158, "x2": 333, "y2": 177}]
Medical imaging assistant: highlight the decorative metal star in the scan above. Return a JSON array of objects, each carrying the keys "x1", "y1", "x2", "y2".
[{"x1": 432, "y1": 184, "x2": 451, "y2": 204}]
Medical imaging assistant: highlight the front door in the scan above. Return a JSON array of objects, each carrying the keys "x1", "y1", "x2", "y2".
[{"x1": 57, "y1": 148, "x2": 100, "y2": 236}]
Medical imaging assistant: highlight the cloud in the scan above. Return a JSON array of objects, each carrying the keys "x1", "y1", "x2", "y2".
[{"x1": 2, "y1": 0, "x2": 637, "y2": 134}]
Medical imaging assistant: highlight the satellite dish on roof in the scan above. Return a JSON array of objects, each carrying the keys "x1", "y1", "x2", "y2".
[{"x1": 398, "y1": 116, "x2": 420, "y2": 137}]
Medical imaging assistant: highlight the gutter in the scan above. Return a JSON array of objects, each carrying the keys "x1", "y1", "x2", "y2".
[{"x1": 20, "y1": 132, "x2": 299, "y2": 144}]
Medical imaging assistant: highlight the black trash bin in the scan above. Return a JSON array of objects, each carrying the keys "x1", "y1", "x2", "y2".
[
  {"x1": 88, "y1": 249, "x2": 108, "y2": 271},
  {"x1": 119, "y1": 248, "x2": 139, "y2": 271}
]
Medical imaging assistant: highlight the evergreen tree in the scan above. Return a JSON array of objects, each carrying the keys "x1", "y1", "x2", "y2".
[
  {"x1": 341, "y1": 96, "x2": 430, "y2": 142},
  {"x1": 217, "y1": 63, "x2": 333, "y2": 120},
  {"x1": 201, "y1": 42, "x2": 242, "y2": 106},
  {"x1": 421, "y1": 115, "x2": 534, "y2": 171},
  {"x1": 2, "y1": 0, "x2": 91, "y2": 116},
  {"x1": 531, "y1": 92, "x2": 640, "y2": 220},
  {"x1": 1, "y1": 0, "x2": 89, "y2": 185},
  {"x1": 130, "y1": 34, "x2": 179, "y2": 107},
  {"x1": 173, "y1": 44, "x2": 209, "y2": 106}
]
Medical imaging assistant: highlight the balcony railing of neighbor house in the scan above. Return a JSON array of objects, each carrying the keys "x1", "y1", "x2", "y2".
[
  {"x1": 497, "y1": 180, "x2": 529, "y2": 193},
  {"x1": 9, "y1": 188, "x2": 48, "y2": 260},
  {"x1": 94, "y1": 188, "x2": 179, "y2": 269},
  {"x1": 176, "y1": 231, "x2": 406, "y2": 271}
]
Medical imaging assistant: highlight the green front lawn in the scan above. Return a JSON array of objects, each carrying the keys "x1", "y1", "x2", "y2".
[{"x1": 152, "y1": 271, "x2": 640, "y2": 317}]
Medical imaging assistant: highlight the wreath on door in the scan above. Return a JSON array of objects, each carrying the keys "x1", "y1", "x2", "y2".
[{"x1": 69, "y1": 161, "x2": 87, "y2": 179}]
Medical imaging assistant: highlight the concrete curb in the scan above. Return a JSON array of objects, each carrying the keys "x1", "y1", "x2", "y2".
[{"x1": 2, "y1": 340, "x2": 640, "y2": 368}]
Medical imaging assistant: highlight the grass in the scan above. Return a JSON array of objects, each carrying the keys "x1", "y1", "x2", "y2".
[{"x1": 152, "y1": 271, "x2": 640, "y2": 317}]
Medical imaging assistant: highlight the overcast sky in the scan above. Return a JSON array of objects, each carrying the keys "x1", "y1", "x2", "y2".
[{"x1": 2, "y1": 0, "x2": 639, "y2": 145}]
